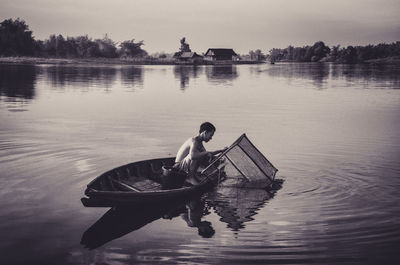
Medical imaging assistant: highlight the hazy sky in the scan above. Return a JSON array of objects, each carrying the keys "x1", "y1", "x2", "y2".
[{"x1": 1, "y1": 0, "x2": 399, "y2": 54}]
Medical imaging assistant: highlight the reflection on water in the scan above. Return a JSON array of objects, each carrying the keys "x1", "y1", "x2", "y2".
[
  {"x1": 330, "y1": 63, "x2": 400, "y2": 88},
  {"x1": 0, "y1": 64, "x2": 36, "y2": 99},
  {"x1": 208, "y1": 188, "x2": 270, "y2": 231},
  {"x1": 263, "y1": 62, "x2": 400, "y2": 89},
  {"x1": 265, "y1": 63, "x2": 330, "y2": 89},
  {"x1": 1, "y1": 63, "x2": 399, "y2": 265},
  {"x1": 206, "y1": 65, "x2": 238, "y2": 84},
  {"x1": 0, "y1": 64, "x2": 37, "y2": 112},
  {"x1": 81, "y1": 185, "x2": 278, "y2": 250},
  {"x1": 207, "y1": 183, "x2": 281, "y2": 231},
  {"x1": 1, "y1": 63, "x2": 399, "y2": 107},
  {"x1": 81, "y1": 195, "x2": 213, "y2": 250},
  {"x1": 120, "y1": 66, "x2": 143, "y2": 89},
  {"x1": 81, "y1": 200, "x2": 186, "y2": 250},
  {"x1": 180, "y1": 195, "x2": 215, "y2": 238},
  {"x1": 173, "y1": 65, "x2": 202, "y2": 90},
  {"x1": 43, "y1": 65, "x2": 118, "y2": 89},
  {"x1": 173, "y1": 65, "x2": 240, "y2": 91}
]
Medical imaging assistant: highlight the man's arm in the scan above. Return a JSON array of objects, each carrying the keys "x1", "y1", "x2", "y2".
[{"x1": 210, "y1": 147, "x2": 228, "y2": 156}]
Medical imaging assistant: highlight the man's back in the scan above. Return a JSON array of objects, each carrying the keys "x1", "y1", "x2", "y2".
[{"x1": 175, "y1": 137, "x2": 193, "y2": 162}]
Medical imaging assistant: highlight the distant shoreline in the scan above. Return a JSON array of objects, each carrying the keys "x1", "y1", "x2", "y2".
[
  {"x1": 0, "y1": 57, "x2": 264, "y2": 66},
  {"x1": 0, "y1": 57, "x2": 175, "y2": 65},
  {"x1": 363, "y1": 56, "x2": 400, "y2": 64},
  {"x1": 270, "y1": 56, "x2": 400, "y2": 65},
  {"x1": 1, "y1": 56, "x2": 399, "y2": 66}
]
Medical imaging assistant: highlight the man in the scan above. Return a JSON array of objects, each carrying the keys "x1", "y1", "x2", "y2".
[{"x1": 174, "y1": 122, "x2": 226, "y2": 185}]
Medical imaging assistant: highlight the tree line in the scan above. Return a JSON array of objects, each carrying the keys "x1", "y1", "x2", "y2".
[
  {"x1": 1, "y1": 18, "x2": 399, "y2": 63},
  {"x1": 267, "y1": 41, "x2": 400, "y2": 63},
  {"x1": 0, "y1": 18, "x2": 147, "y2": 58}
]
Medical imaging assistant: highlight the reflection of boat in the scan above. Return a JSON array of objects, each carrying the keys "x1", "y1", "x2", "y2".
[
  {"x1": 82, "y1": 157, "x2": 225, "y2": 207},
  {"x1": 206, "y1": 187, "x2": 274, "y2": 231},
  {"x1": 81, "y1": 194, "x2": 216, "y2": 249},
  {"x1": 81, "y1": 200, "x2": 187, "y2": 249}
]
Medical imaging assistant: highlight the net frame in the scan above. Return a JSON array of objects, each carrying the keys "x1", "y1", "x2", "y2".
[{"x1": 202, "y1": 134, "x2": 278, "y2": 182}]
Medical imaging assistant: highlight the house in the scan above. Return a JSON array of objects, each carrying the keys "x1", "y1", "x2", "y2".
[
  {"x1": 204, "y1": 48, "x2": 238, "y2": 63},
  {"x1": 173, "y1": 52, "x2": 204, "y2": 64}
]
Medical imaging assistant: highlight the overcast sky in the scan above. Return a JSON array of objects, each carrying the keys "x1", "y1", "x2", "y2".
[{"x1": 1, "y1": 0, "x2": 399, "y2": 54}]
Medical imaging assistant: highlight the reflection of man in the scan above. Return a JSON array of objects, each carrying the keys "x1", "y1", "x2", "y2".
[
  {"x1": 181, "y1": 197, "x2": 215, "y2": 238},
  {"x1": 174, "y1": 122, "x2": 226, "y2": 185}
]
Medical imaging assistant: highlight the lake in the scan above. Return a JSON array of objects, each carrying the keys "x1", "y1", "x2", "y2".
[{"x1": 0, "y1": 62, "x2": 399, "y2": 265}]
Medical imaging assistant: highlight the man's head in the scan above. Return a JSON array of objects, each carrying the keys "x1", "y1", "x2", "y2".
[{"x1": 199, "y1": 122, "x2": 215, "y2": 142}]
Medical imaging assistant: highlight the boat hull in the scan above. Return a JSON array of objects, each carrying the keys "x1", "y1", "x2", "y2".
[{"x1": 82, "y1": 157, "x2": 222, "y2": 206}]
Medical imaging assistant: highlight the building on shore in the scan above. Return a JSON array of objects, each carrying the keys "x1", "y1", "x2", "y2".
[
  {"x1": 204, "y1": 48, "x2": 238, "y2": 64},
  {"x1": 173, "y1": 52, "x2": 204, "y2": 64}
]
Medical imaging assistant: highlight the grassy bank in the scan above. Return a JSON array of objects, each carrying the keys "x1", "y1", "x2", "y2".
[
  {"x1": 364, "y1": 56, "x2": 400, "y2": 64},
  {"x1": 0, "y1": 56, "x2": 176, "y2": 65},
  {"x1": 2, "y1": 56, "x2": 399, "y2": 65},
  {"x1": 0, "y1": 56, "x2": 265, "y2": 65},
  {"x1": 271, "y1": 56, "x2": 400, "y2": 65}
]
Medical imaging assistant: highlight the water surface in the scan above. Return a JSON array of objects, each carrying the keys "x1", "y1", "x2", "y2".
[{"x1": 0, "y1": 63, "x2": 399, "y2": 265}]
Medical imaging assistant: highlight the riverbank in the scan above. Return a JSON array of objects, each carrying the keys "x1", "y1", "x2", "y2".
[
  {"x1": 0, "y1": 57, "x2": 174, "y2": 65},
  {"x1": 364, "y1": 56, "x2": 400, "y2": 64},
  {"x1": 270, "y1": 56, "x2": 400, "y2": 65},
  {"x1": 0, "y1": 56, "x2": 264, "y2": 65}
]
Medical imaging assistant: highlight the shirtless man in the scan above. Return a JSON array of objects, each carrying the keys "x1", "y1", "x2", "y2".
[{"x1": 175, "y1": 122, "x2": 226, "y2": 184}]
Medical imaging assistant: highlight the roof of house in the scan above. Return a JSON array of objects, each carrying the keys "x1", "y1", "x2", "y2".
[
  {"x1": 205, "y1": 48, "x2": 237, "y2": 57},
  {"x1": 173, "y1": 51, "x2": 203, "y2": 59},
  {"x1": 173, "y1": 52, "x2": 182, "y2": 58},
  {"x1": 180, "y1": 52, "x2": 202, "y2": 58}
]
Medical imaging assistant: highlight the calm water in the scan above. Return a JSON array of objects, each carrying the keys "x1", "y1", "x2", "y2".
[{"x1": 0, "y1": 63, "x2": 399, "y2": 265}]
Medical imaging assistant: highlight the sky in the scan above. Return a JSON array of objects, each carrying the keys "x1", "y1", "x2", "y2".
[{"x1": 1, "y1": 0, "x2": 399, "y2": 54}]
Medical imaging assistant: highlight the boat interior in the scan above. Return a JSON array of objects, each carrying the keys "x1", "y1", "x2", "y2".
[{"x1": 87, "y1": 157, "x2": 176, "y2": 193}]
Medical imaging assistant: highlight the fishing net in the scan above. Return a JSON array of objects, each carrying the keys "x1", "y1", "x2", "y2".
[{"x1": 202, "y1": 134, "x2": 278, "y2": 187}]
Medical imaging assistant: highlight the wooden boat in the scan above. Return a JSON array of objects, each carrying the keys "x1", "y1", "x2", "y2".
[
  {"x1": 81, "y1": 157, "x2": 225, "y2": 207},
  {"x1": 82, "y1": 134, "x2": 277, "y2": 207}
]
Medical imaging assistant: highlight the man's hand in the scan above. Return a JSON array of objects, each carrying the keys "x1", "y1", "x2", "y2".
[{"x1": 216, "y1": 147, "x2": 228, "y2": 154}]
